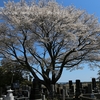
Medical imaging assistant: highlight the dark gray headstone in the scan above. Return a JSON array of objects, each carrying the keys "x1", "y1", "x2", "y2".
[
  {"x1": 92, "y1": 78, "x2": 96, "y2": 90},
  {"x1": 69, "y1": 80, "x2": 73, "y2": 94},
  {"x1": 30, "y1": 79, "x2": 41, "y2": 100},
  {"x1": 69, "y1": 80, "x2": 72, "y2": 90},
  {"x1": 83, "y1": 86, "x2": 88, "y2": 94},
  {"x1": 57, "y1": 87, "x2": 60, "y2": 94},
  {"x1": 88, "y1": 84, "x2": 92, "y2": 93},
  {"x1": 75, "y1": 80, "x2": 81, "y2": 98}
]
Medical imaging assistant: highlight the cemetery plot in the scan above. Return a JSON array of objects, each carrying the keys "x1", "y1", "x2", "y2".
[{"x1": 1, "y1": 78, "x2": 100, "y2": 100}]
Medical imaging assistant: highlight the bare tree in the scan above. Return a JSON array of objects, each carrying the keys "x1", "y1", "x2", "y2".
[{"x1": 0, "y1": 0, "x2": 100, "y2": 91}]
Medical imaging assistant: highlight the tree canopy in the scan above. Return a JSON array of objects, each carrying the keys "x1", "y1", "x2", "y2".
[
  {"x1": 0, "y1": 0, "x2": 100, "y2": 91},
  {"x1": 0, "y1": 59, "x2": 32, "y2": 87}
]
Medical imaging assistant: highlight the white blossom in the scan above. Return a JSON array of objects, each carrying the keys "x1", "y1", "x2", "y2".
[{"x1": 0, "y1": 0, "x2": 100, "y2": 83}]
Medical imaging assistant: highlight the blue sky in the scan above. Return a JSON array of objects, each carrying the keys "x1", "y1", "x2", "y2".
[
  {"x1": 0, "y1": 0, "x2": 100, "y2": 83},
  {"x1": 56, "y1": 0, "x2": 100, "y2": 83}
]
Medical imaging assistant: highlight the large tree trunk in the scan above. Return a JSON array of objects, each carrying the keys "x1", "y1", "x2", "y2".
[{"x1": 37, "y1": 78, "x2": 56, "y2": 95}]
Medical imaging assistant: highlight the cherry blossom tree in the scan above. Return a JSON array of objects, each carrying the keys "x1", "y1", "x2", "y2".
[{"x1": 0, "y1": 0, "x2": 100, "y2": 91}]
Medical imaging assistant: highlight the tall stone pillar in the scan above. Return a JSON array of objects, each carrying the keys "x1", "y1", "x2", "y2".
[
  {"x1": 75, "y1": 80, "x2": 81, "y2": 98},
  {"x1": 69, "y1": 80, "x2": 72, "y2": 94},
  {"x1": 92, "y1": 78, "x2": 96, "y2": 90},
  {"x1": 30, "y1": 79, "x2": 42, "y2": 100}
]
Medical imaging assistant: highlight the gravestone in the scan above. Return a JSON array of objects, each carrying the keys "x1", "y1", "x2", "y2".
[
  {"x1": 69, "y1": 80, "x2": 72, "y2": 93},
  {"x1": 62, "y1": 86, "x2": 65, "y2": 100},
  {"x1": 92, "y1": 78, "x2": 96, "y2": 90},
  {"x1": 83, "y1": 86, "x2": 88, "y2": 94},
  {"x1": 63, "y1": 86, "x2": 68, "y2": 97},
  {"x1": 79, "y1": 82, "x2": 82, "y2": 94},
  {"x1": 57, "y1": 87, "x2": 60, "y2": 94},
  {"x1": 51, "y1": 84, "x2": 55, "y2": 96},
  {"x1": 71, "y1": 86, "x2": 74, "y2": 94},
  {"x1": 69, "y1": 81, "x2": 72, "y2": 89},
  {"x1": 75, "y1": 80, "x2": 81, "y2": 98},
  {"x1": 69, "y1": 80, "x2": 74, "y2": 94},
  {"x1": 30, "y1": 79, "x2": 42, "y2": 100},
  {"x1": 60, "y1": 89, "x2": 63, "y2": 95},
  {"x1": 88, "y1": 84, "x2": 92, "y2": 93},
  {"x1": 57, "y1": 84, "x2": 62, "y2": 95}
]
